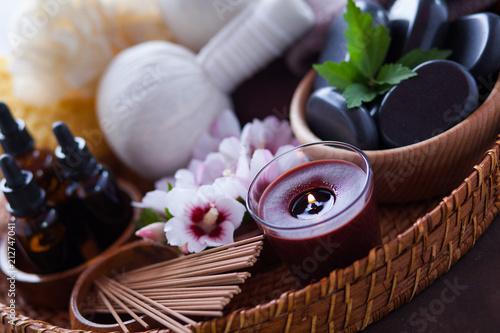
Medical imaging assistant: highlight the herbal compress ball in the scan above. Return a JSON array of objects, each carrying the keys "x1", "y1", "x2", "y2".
[{"x1": 97, "y1": 41, "x2": 231, "y2": 179}]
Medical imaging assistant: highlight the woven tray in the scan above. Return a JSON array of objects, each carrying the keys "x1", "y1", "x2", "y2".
[{"x1": 1, "y1": 133, "x2": 499, "y2": 332}]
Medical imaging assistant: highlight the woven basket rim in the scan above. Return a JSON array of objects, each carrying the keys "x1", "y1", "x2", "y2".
[{"x1": 3, "y1": 135, "x2": 499, "y2": 333}]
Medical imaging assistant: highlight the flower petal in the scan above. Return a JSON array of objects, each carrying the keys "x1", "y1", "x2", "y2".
[
  {"x1": 208, "y1": 177, "x2": 246, "y2": 200},
  {"x1": 213, "y1": 196, "x2": 246, "y2": 229},
  {"x1": 192, "y1": 109, "x2": 241, "y2": 160},
  {"x1": 249, "y1": 149, "x2": 275, "y2": 181},
  {"x1": 154, "y1": 177, "x2": 175, "y2": 191},
  {"x1": 203, "y1": 221, "x2": 235, "y2": 248},
  {"x1": 164, "y1": 217, "x2": 192, "y2": 247},
  {"x1": 240, "y1": 116, "x2": 296, "y2": 156},
  {"x1": 212, "y1": 109, "x2": 241, "y2": 139},
  {"x1": 165, "y1": 187, "x2": 197, "y2": 217},
  {"x1": 137, "y1": 190, "x2": 169, "y2": 213},
  {"x1": 191, "y1": 131, "x2": 222, "y2": 160},
  {"x1": 173, "y1": 167, "x2": 198, "y2": 189},
  {"x1": 186, "y1": 237, "x2": 209, "y2": 253},
  {"x1": 274, "y1": 144, "x2": 296, "y2": 157},
  {"x1": 135, "y1": 222, "x2": 167, "y2": 242},
  {"x1": 218, "y1": 137, "x2": 241, "y2": 163},
  {"x1": 200, "y1": 152, "x2": 233, "y2": 185}
]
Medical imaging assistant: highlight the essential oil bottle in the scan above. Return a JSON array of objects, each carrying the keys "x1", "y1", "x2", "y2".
[
  {"x1": 52, "y1": 121, "x2": 132, "y2": 251},
  {"x1": 0, "y1": 102, "x2": 60, "y2": 199},
  {"x1": 0, "y1": 154, "x2": 85, "y2": 274}
]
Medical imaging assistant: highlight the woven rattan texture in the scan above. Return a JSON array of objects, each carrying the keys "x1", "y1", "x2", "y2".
[{"x1": 1, "y1": 138, "x2": 499, "y2": 332}]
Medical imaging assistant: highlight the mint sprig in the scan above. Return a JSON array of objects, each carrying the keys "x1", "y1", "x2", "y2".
[{"x1": 314, "y1": 0, "x2": 450, "y2": 108}]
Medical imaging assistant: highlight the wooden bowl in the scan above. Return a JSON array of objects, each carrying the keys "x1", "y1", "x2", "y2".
[
  {"x1": 290, "y1": 70, "x2": 500, "y2": 202},
  {"x1": 0, "y1": 179, "x2": 141, "y2": 309},
  {"x1": 69, "y1": 240, "x2": 179, "y2": 332}
]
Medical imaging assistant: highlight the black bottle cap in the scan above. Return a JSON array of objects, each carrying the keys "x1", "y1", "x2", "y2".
[
  {"x1": 0, "y1": 102, "x2": 34, "y2": 156},
  {"x1": 52, "y1": 121, "x2": 97, "y2": 180},
  {"x1": 0, "y1": 154, "x2": 45, "y2": 218}
]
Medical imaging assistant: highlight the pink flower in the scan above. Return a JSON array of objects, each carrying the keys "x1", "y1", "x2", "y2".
[
  {"x1": 135, "y1": 222, "x2": 167, "y2": 242},
  {"x1": 171, "y1": 137, "x2": 242, "y2": 188},
  {"x1": 163, "y1": 179, "x2": 246, "y2": 253},
  {"x1": 233, "y1": 148, "x2": 273, "y2": 193},
  {"x1": 192, "y1": 109, "x2": 241, "y2": 160},
  {"x1": 240, "y1": 116, "x2": 298, "y2": 157},
  {"x1": 135, "y1": 115, "x2": 300, "y2": 251},
  {"x1": 234, "y1": 145, "x2": 296, "y2": 193}
]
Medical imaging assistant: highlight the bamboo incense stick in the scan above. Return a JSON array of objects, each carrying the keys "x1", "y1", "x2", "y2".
[
  {"x1": 90, "y1": 307, "x2": 224, "y2": 318},
  {"x1": 123, "y1": 257, "x2": 256, "y2": 283},
  {"x1": 124, "y1": 235, "x2": 263, "y2": 276},
  {"x1": 121, "y1": 251, "x2": 259, "y2": 283},
  {"x1": 100, "y1": 279, "x2": 192, "y2": 333},
  {"x1": 88, "y1": 235, "x2": 263, "y2": 332},
  {"x1": 95, "y1": 280, "x2": 150, "y2": 329},
  {"x1": 124, "y1": 272, "x2": 251, "y2": 289},
  {"x1": 135, "y1": 291, "x2": 238, "y2": 300},
  {"x1": 134, "y1": 286, "x2": 242, "y2": 294},
  {"x1": 104, "y1": 277, "x2": 199, "y2": 326},
  {"x1": 97, "y1": 290, "x2": 129, "y2": 333}
]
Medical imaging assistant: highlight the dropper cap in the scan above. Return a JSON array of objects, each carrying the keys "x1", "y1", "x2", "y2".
[
  {"x1": 0, "y1": 102, "x2": 34, "y2": 156},
  {"x1": 52, "y1": 121, "x2": 97, "y2": 180},
  {"x1": 0, "y1": 154, "x2": 45, "y2": 218}
]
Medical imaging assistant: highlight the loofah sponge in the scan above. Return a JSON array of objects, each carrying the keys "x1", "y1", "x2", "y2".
[{"x1": 7, "y1": 0, "x2": 172, "y2": 106}]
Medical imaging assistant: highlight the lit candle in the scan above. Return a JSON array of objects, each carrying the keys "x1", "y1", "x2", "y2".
[
  {"x1": 291, "y1": 189, "x2": 335, "y2": 219},
  {"x1": 247, "y1": 142, "x2": 382, "y2": 287}
]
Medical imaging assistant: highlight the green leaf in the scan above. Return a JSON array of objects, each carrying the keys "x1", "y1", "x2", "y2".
[
  {"x1": 165, "y1": 207, "x2": 174, "y2": 220},
  {"x1": 313, "y1": 0, "x2": 453, "y2": 110},
  {"x1": 343, "y1": 83, "x2": 378, "y2": 108},
  {"x1": 397, "y1": 47, "x2": 452, "y2": 69},
  {"x1": 374, "y1": 83, "x2": 393, "y2": 95},
  {"x1": 135, "y1": 208, "x2": 167, "y2": 229},
  {"x1": 375, "y1": 63, "x2": 417, "y2": 85},
  {"x1": 156, "y1": 181, "x2": 174, "y2": 192},
  {"x1": 343, "y1": 0, "x2": 391, "y2": 78},
  {"x1": 313, "y1": 61, "x2": 364, "y2": 90}
]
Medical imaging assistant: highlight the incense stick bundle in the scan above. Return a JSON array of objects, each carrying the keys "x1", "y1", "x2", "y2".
[{"x1": 88, "y1": 235, "x2": 264, "y2": 333}]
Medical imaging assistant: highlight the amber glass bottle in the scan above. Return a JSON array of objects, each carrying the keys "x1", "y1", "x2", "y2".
[
  {"x1": 0, "y1": 102, "x2": 60, "y2": 199},
  {"x1": 0, "y1": 154, "x2": 85, "y2": 274},
  {"x1": 52, "y1": 122, "x2": 132, "y2": 251}
]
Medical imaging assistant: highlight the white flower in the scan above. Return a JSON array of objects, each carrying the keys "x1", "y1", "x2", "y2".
[
  {"x1": 133, "y1": 190, "x2": 168, "y2": 215},
  {"x1": 163, "y1": 182, "x2": 246, "y2": 253}
]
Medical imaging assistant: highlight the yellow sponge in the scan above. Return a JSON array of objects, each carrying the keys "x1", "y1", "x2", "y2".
[{"x1": 0, "y1": 57, "x2": 111, "y2": 164}]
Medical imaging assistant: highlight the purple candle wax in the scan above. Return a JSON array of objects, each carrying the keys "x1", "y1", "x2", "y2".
[{"x1": 257, "y1": 160, "x2": 381, "y2": 286}]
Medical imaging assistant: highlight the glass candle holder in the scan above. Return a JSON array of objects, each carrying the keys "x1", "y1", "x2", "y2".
[{"x1": 246, "y1": 141, "x2": 382, "y2": 287}]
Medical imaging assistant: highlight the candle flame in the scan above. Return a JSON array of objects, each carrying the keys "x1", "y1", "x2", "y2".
[{"x1": 307, "y1": 193, "x2": 316, "y2": 204}]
